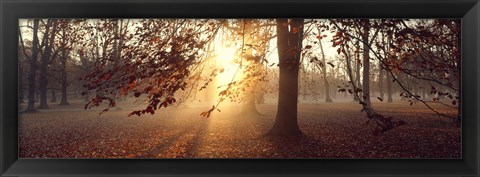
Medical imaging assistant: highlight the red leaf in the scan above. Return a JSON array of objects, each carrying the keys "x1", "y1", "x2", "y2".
[{"x1": 134, "y1": 92, "x2": 141, "y2": 97}]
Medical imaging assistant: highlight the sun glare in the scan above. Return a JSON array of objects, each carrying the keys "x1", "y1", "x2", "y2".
[{"x1": 215, "y1": 46, "x2": 241, "y2": 90}]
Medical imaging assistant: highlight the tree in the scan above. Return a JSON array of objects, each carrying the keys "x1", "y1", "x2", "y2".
[
  {"x1": 316, "y1": 28, "x2": 333, "y2": 103},
  {"x1": 55, "y1": 19, "x2": 88, "y2": 105},
  {"x1": 82, "y1": 19, "x2": 221, "y2": 115},
  {"x1": 57, "y1": 20, "x2": 71, "y2": 105},
  {"x1": 266, "y1": 19, "x2": 304, "y2": 136},
  {"x1": 361, "y1": 20, "x2": 372, "y2": 108},
  {"x1": 238, "y1": 19, "x2": 261, "y2": 116},
  {"x1": 218, "y1": 19, "x2": 274, "y2": 116},
  {"x1": 19, "y1": 19, "x2": 40, "y2": 112},
  {"x1": 78, "y1": 18, "x2": 459, "y2": 136},
  {"x1": 38, "y1": 19, "x2": 57, "y2": 109}
]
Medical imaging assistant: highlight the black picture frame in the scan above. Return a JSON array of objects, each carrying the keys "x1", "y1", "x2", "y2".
[{"x1": 1, "y1": 0, "x2": 479, "y2": 176}]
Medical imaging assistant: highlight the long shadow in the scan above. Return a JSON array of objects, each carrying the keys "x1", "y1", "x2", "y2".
[
  {"x1": 143, "y1": 129, "x2": 192, "y2": 158},
  {"x1": 183, "y1": 119, "x2": 211, "y2": 158}
]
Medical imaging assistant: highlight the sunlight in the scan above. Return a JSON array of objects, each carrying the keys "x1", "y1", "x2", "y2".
[{"x1": 214, "y1": 46, "x2": 241, "y2": 91}]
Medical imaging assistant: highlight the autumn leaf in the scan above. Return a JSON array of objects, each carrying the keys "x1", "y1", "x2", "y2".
[
  {"x1": 134, "y1": 92, "x2": 141, "y2": 97},
  {"x1": 292, "y1": 27, "x2": 299, "y2": 33}
]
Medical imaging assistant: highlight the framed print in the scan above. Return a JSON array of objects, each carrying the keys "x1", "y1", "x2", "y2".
[{"x1": 1, "y1": 0, "x2": 479, "y2": 176}]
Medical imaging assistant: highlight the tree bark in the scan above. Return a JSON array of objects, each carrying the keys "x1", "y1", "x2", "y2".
[
  {"x1": 26, "y1": 19, "x2": 40, "y2": 112},
  {"x1": 386, "y1": 73, "x2": 393, "y2": 102},
  {"x1": 361, "y1": 20, "x2": 372, "y2": 108},
  {"x1": 354, "y1": 41, "x2": 361, "y2": 101},
  {"x1": 267, "y1": 19, "x2": 304, "y2": 136},
  {"x1": 38, "y1": 20, "x2": 56, "y2": 109},
  {"x1": 59, "y1": 28, "x2": 69, "y2": 106},
  {"x1": 317, "y1": 34, "x2": 332, "y2": 103}
]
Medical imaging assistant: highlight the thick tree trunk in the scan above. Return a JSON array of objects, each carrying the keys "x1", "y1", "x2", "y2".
[
  {"x1": 59, "y1": 27, "x2": 69, "y2": 106},
  {"x1": 362, "y1": 20, "x2": 372, "y2": 108},
  {"x1": 26, "y1": 19, "x2": 40, "y2": 112},
  {"x1": 267, "y1": 19, "x2": 304, "y2": 136},
  {"x1": 59, "y1": 53, "x2": 69, "y2": 106},
  {"x1": 38, "y1": 20, "x2": 56, "y2": 109}
]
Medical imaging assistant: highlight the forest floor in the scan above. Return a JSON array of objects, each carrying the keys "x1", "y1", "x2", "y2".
[{"x1": 19, "y1": 99, "x2": 461, "y2": 159}]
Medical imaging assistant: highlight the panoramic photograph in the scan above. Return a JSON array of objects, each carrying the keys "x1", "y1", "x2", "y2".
[{"x1": 18, "y1": 19, "x2": 461, "y2": 158}]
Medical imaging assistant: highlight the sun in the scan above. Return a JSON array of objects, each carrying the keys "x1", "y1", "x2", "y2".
[{"x1": 215, "y1": 46, "x2": 241, "y2": 89}]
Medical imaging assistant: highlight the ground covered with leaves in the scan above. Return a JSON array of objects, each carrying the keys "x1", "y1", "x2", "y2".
[{"x1": 19, "y1": 100, "x2": 460, "y2": 158}]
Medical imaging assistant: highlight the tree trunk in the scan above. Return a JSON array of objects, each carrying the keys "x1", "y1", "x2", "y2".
[
  {"x1": 303, "y1": 69, "x2": 307, "y2": 101},
  {"x1": 26, "y1": 19, "x2": 40, "y2": 112},
  {"x1": 378, "y1": 62, "x2": 384, "y2": 100},
  {"x1": 267, "y1": 19, "x2": 304, "y2": 136},
  {"x1": 361, "y1": 20, "x2": 372, "y2": 108},
  {"x1": 38, "y1": 20, "x2": 56, "y2": 109},
  {"x1": 354, "y1": 41, "x2": 361, "y2": 101},
  {"x1": 317, "y1": 34, "x2": 332, "y2": 103},
  {"x1": 59, "y1": 52, "x2": 69, "y2": 106},
  {"x1": 59, "y1": 28, "x2": 69, "y2": 106},
  {"x1": 51, "y1": 89, "x2": 57, "y2": 102},
  {"x1": 386, "y1": 73, "x2": 393, "y2": 102}
]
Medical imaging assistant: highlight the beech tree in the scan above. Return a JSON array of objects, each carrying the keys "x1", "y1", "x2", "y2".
[
  {"x1": 266, "y1": 19, "x2": 304, "y2": 136},
  {"x1": 82, "y1": 19, "x2": 221, "y2": 115},
  {"x1": 38, "y1": 19, "x2": 57, "y2": 109},
  {"x1": 74, "y1": 18, "x2": 459, "y2": 136},
  {"x1": 19, "y1": 19, "x2": 40, "y2": 112}
]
